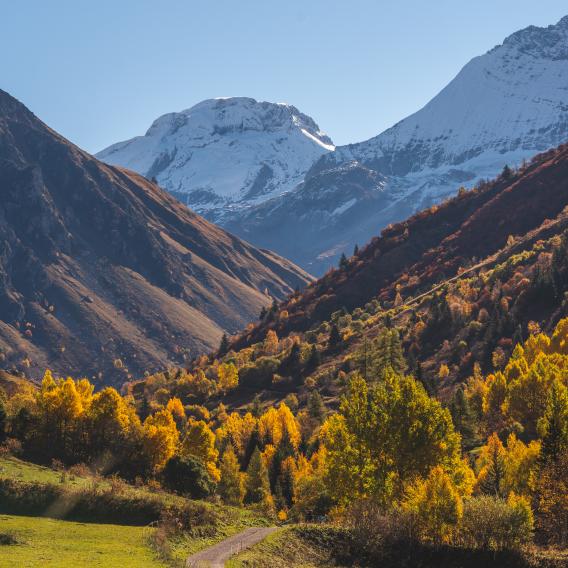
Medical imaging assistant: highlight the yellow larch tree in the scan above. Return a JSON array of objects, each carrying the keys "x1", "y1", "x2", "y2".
[
  {"x1": 142, "y1": 409, "x2": 179, "y2": 473},
  {"x1": 181, "y1": 418, "x2": 220, "y2": 482}
]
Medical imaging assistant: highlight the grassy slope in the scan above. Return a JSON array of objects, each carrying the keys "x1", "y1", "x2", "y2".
[
  {"x1": 0, "y1": 455, "x2": 270, "y2": 565},
  {"x1": 0, "y1": 514, "x2": 165, "y2": 567},
  {"x1": 0, "y1": 456, "x2": 93, "y2": 488}
]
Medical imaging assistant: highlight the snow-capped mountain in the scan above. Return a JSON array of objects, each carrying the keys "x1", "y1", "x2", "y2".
[
  {"x1": 321, "y1": 14, "x2": 568, "y2": 185},
  {"x1": 224, "y1": 15, "x2": 568, "y2": 273},
  {"x1": 98, "y1": 17, "x2": 568, "y2": 275},
  {"x1": 96, "y1": 97, "x2": 334, "y2": 220}
]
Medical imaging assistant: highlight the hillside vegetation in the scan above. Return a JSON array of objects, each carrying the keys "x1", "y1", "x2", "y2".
[
  {"x1": 0, "y1": 142, "x2": 567, "y2": 566},
  {"x1": 0, "y1": 314, "x2": 566, "y2": 565}
]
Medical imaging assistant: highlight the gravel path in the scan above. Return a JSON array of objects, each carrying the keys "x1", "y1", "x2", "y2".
[{"x1": 185, "y1": 526, "x2": 278, "y2": 567}]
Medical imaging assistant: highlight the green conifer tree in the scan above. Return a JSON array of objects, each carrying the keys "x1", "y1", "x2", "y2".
[
  {"x1": 538, "y1": 380, "x2": 568, "y2": 463},
  {"x1": 219, "y1": 333, "x2": 229, "y2": 356},
  {"x1": 245, "y1": 447, "x2": 270, "y2": 504},
  {"x1": 218, "y1": 447, "x2": 244, "y2": 505},
  {"x1": 328, "y1": 324, "x2": 342, "y2": 350}
]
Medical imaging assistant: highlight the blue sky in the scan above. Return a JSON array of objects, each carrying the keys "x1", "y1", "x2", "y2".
[{"x1": 2, "y1": 1, "x2": 567, "y2": 153}]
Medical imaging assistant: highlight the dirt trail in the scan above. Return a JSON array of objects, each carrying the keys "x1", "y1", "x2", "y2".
[{"x1": 185, "y1": 526, "x2": 278, "y2": 567}]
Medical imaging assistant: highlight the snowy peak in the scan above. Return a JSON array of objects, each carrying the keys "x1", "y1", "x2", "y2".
[
  {"x1": 146, "y1": 97, "x2": 332, "y2": 146},
  {"x1": 97, "y1": 97, "x2": 334, "y2": 218},
  {"x1": 97, "y1": 16, "x2": 568, "y2": 275},
  {"x1": 500, "y1": 14, "x2": 568, "y2": 59}
]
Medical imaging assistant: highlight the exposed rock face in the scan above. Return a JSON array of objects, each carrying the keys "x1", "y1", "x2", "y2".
[{"x1": 0, "y1": 90, "x2": 311, "y2": 384}]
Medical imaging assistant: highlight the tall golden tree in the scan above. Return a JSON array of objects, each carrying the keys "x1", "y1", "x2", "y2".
[
  {"x1": 181, "y1": 418, "x2": 220, "y2": 482},
  {"x1": 142, "y1": 409, "x2": 179, "y2": 473}
]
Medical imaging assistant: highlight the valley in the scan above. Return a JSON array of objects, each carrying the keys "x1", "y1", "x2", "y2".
[{"x1": 0, "y1": 8, "x2": 567, "y2": 568}]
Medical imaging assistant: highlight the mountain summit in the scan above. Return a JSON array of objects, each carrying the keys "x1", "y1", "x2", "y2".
[
  {"x1": 324, "y1": 13, "x2": 568, "y2": 176},
  {"x1": 97, "y1": 97, "x2": 334, "y2": 220}
]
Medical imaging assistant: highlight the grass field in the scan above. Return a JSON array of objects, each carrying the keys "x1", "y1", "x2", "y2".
[
  {"x1": 0, "y1": 514, "x2": 166, "y2": 567},
  {"x1": 0, "y1": 455, "x2": 271, "y2": 566}
]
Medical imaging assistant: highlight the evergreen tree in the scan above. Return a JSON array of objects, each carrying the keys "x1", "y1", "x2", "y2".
[
  {"x1": 219, "y1": 333, "x2": 229, "y2": 356},
  {"x1": 328, "y1": 324, "x2": 342, "y2": 350},
  {"x1": 245, "y1": 447, "x2": 270, "y2": 504},
  {"x1": 218, "y1": 447, "x2": 244, "y2": 505},
  {"x1": 449, "y1": 386, "x2": 478, "y2": 450},
  {"x1": 387, "y1": 329, "x2": 407, "y2": 375},
  {"x1": 282, "y1": 343, "x2": 302, "y2": 377},
  {"x1": 139, "y1": 395, "x2": 151, "y2": 421},
  {"x1": 10, "y1": 407, "x2": 33, "y2": 447},
  {"x1": 339, "y1": 253, "x2": 349, "y2": 269},
  {"x1": 269, "y1": 428, "x2": 295, "y2": 492},
  {"x1": 276, "y1": 458, "x2": 295, "y2": 508},
  {"x1": 266, "y1": 299, "x2": 279, "y2": 322},
  {"x1": 538, "y1": 380, "x2": 568, "y2": 463},
  {"x1": 259, "y1": 306, "x2": 267, "y2": 321},
  {"x1": 307, "y1": 344, "x2": 321, "y2": 371},
  {"x1": 501, "y1": 164, "x2": 513, "y2": 180},
  {"x1": 307, "y1": 390, "x2": 325, "y2": 423},
  {"x1": 353, "y1": 244, "x2": 359, "y2": 257},
  {"x1": 273, "y1": 477, "x2": 285, "y2": 510},
  {"x1": 243, "y1": 424, "x2": 261, "y2": 470},
  {"x1": 251, "y1": 395, "x2": 262, "y2": 419},
  {"x1": 414, "y1": 362, "x2": 436, "y2": 396},
  {"x1": 357, "y1": 328, "x2": 406, "y2": 380}
]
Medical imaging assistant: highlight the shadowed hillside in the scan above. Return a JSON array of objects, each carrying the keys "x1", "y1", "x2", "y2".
[{"x1": 0, "y1": 90, "x2": 311, "y2": 384}]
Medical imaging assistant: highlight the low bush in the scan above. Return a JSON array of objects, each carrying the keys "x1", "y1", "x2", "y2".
[
  {"x1": 0, "y1": 478, "x2": 217, "y2": 527},
  {"x1": 239, "y1": 357, "x2": 280, "y2": 389},
  {"x1": 0, "y1": 532, "x2": 21, "y2": 546},
  {"x1": 342, "y1": 497, "x2": 538, "y2": 568},
  {"x1": 162, "y1": 455, "x2": 215, "y2": 499},
  {"x1": 459, "y1": 495, "x2": 533, "y2": 551},
  {"x1": 159, "y1": 501, "x2": 218, "y2": 536},
  {"x1": 0, "y1": 438, "x2": 22, "y2": 457}
]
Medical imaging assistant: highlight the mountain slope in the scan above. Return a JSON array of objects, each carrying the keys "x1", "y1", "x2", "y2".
[
  {"x1": 225, "y1": 15, "x2": 568, "y2": 273},
  {"x1": 96, "y1": 97, "x2": 334, "y2": 221},
  {"x1": 0, "y1": 89, "x2": 311, "y2": 383},
  {"x1": 135, "y1": 142, "x2": 568, "y2": 413},
  {"x1": 233, "y1": 142, "x2": 568, "y2": 350}
]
